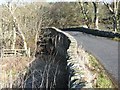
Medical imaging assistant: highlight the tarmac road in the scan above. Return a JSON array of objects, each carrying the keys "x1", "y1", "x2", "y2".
[{"x1": 65, "y1": 31, "x2": 119, "y2": 85}]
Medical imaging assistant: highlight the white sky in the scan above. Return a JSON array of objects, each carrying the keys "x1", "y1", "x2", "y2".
[
  {"x1": 47, "y1": 0, "x2": 77, "y2": 2},
  {"x1": 0, "y1": 0, "x2": 113, "y2": 4},
  {"x1": 47, "y1": 0, "x2": 113, "y2": 2}
]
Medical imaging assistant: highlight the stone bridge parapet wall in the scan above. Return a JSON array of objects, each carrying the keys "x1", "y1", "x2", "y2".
[
  {"x1": 51, "y1": 27, "x2": 81, "y2": 88},
  {"x1": 62, "y1": 27, "x2": 120, "y2": 38},
  {"x1": 36, "y1": 27, "x2": 82, "y2": 88}
]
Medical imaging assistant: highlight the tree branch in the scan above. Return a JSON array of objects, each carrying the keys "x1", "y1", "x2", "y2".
[{"x1": 103, "y1": 2, "x2": 114, "y2": 14}]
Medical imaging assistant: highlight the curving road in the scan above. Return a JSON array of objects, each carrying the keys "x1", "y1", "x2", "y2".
[{"x1": 65, "y1": 31, "x2": 119, "y2": 85}]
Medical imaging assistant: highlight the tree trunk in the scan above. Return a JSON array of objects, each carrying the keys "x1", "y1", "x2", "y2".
[
  {"x1": 8, "y1": 4, "x2": 27, "y2": 50},
  {"x1": 12, "y1": 26, "x2": 16, "y2": 49},
  {"x1": 104, "y1": 0, "x2": 119, "y2": 32},
  {"x1": 14, "y1": 19, "x2": 28, "y2": 50},
  {"x1": 0, "y1": 21, "x2": 3, "y2": 58},
  {"x1": 34, "y1": 17, "x2": 43, "y2": 56},
  {"x1": 0, "y1": 22, "x2": 2, "y2": 45},
  {"x1": 113, "y1": 0, "x2": 118, "y2": 32},
  {"x1": 78, "y1": 2, "x2": 91, "y2": 28},
  {"x1": 93, "y1": 2, "x2": 99, "y2": 29},
  {"x1": 113, "y1": 16, "x2": 117, "y2": 32}
]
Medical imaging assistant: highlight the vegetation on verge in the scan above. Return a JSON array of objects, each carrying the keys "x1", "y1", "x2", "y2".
[
  {"x1": 88, "y1": 54, "x2": 115, "y2": 88},
  {"x1": 0, "y1": 57, "x2": 31, "y2": 88},
  {"x1": 112, "y1": 37, "x2": 120, "y2": 41}
]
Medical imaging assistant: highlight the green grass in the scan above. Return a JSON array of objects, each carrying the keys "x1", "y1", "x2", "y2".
[
  {"x1": 112, "y1": 37, "x2": 120, "y2": 42},
  {"x1": 88, "y1": 54, "x2": 115, "y2": 88}
]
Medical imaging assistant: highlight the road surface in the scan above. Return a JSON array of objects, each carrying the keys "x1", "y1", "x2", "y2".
[{"x1": 65, "y1": 31, "x2": 119, "y2": 85}]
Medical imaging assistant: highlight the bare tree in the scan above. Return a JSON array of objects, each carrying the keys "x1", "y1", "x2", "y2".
[
  {"x1": 6, "y1": 1, "x2": 28, "y2": 50},
  {"x1": 1, "y1": 0, "x2": 45, "y2": 56},
  {"x1": 78, "y1": 0, "x2": 99, "y2": 29},
  {"x1": 34, "y1": 5, "x2": 44, "y2": 56},
  {"x1": 92, "y1": 2, "x2": 99, "y2": 29},
  {"x1": 78, "y1": 1, "x2": 91, "y2": 28},
  {"x1": 104, "y1": 0, "x2": 120, "y2": 32},
  {"x1": 0, "y1": 20, "x2": 3, "y2": 57}
]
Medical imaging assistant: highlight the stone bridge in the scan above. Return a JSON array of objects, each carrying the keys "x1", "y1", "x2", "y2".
[{"x1": 12, "y1": 27, "x2": 118, "y2": 89}]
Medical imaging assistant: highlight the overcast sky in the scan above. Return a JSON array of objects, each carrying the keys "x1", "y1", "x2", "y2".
[
  {"x1": 47, "y1": 0, "x2": 113, "y2": 2},
  {"x1": 0, "y1": 0, "x2": 113, "y2": 5}
]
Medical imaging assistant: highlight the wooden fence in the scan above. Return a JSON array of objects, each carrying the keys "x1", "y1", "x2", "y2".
[{"x1": 0, "y1": 48, "x2": 30, "y2": 58}]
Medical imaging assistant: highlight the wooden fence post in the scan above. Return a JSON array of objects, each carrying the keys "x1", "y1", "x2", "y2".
[
  {"x1": 14, "y1": 49, "x2": 16, "y2": 56},
  {"x1": 28, "y1": 48, "x2": 30, "y2": 57},
  {"x1": 1, "y1": 47, "x2": 3, "y2": 58},
  {"x1": 0, "y1": 48, "x2": 2, "y2": 58}
]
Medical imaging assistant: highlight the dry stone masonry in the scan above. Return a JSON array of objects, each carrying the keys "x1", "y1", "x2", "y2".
[
  {"x1": 12, "y1": 27, "x2": 95, "y2": 89},
  {"x1": 35, "y1": 27, "x2": 85, "y2": 89}
]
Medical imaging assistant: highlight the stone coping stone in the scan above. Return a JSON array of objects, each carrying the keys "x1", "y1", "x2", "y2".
[
  {"x1": 51, "y1": 27, "x2": 84, "y2": 88},
  {"x1": 61, "y1": 27, "x2": 120, "y2": 38}
]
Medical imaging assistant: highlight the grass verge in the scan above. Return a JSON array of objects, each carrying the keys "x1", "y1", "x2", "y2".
[
  {"x1": 88, "y1": 54, "x2": 116, "y2": 88},
  {"x1": 112, "y1": 37, "x2": 120, "y2": 42}
]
